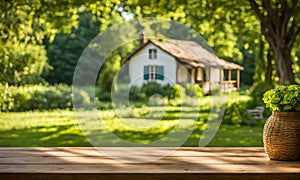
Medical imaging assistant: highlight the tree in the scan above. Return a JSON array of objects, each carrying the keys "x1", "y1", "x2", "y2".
[
  {"x1": 122, "y1": 0, "x2": 260, "y2": 84},
  {"x1": 0, "y1": 0, "x2": 125, "y2": 85},
  {"x1": 0, "y1": 0, "x2": 86, "y2": 85},
  {"x1": 247, "y1": 0, "x2": 300, "y2": 84},
  {"x1": 122, "y1": 0, "x2": 251, "y2": 61},
  {"x1": 123, "y1": 0, "x2": 300, "y2": 85},
  {"x1": 44, "y1": 12, "x2": 101, "y2": 84}
]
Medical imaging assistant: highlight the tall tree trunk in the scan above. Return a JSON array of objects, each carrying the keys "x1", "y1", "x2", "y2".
[
  {"x1": 248, "y1": 0, "x2": 300, "y2": 85},
  {"x1": 273, "y1": 46, "x2": 295, "y2": 84},
  {"x1": 265, "y1": 50, "x2": 273, "y2": 83}
]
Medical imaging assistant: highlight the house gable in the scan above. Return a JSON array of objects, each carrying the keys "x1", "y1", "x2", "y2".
[{"x1": 127, "y1": 42, "x2": 177, "y2": 87}]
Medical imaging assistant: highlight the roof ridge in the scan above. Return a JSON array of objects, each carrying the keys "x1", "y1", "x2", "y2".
[{"x1": 124, "y1": 39, "x2": 243, "y2": 70}]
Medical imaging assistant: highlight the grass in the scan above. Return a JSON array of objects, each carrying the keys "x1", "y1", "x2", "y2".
[
  {"x1": 0, "y1": 101, "x2": 265, "y2": 147},
  {"x1": 0, "y1": 110, "x2": 89, "y2": 147}
]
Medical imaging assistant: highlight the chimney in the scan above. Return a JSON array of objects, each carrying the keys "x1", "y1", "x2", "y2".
[{"x1": 139, "y1": 32, "x2": 146, "y2": 46}]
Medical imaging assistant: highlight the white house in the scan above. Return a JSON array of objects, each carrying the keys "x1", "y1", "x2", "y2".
[{"x1": 123, "y1": 34, "x2": 243, "y2": 93}]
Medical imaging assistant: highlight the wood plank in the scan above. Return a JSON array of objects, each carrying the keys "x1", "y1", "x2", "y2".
[
  {"x1": 0, "y1": 163, "x2": 299, "y2": 173},
  {"x1": 1, "y1": 173, "x2": 300, "y2": 180},
  {"x1": 0, "y1": 155, "x2": 273, "y2": 164},
  {"x1": 0, "y1": 147, "x2": 266, "y2": 157}
]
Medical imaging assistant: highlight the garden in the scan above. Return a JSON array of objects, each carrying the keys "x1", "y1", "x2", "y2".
[
  {"x1": 0, "y1": 82, "x2": 265, "y2": 147},
  {"x1": 1, "y1": 0, "x2": 300, "y2": 150}
]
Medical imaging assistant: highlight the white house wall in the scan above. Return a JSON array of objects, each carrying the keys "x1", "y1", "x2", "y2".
[{"x1": 128, "y1": 43, "x2": 177, "y2": 87}]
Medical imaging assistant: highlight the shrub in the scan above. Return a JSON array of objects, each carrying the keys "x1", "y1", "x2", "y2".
[
  {"x1": 170, "y1": 84, "x2": 185, "y2": 99},
  {"x1": 72, "y1": 88, "x2": 92, "y2": 109},
  {"x1": 249, "y1": 81, "x2": 274, "y2": 106},
  {"x1": 97, "y1": 91, "x2": 112, "y2": 101},
  {"x1": 0, "y1": 83, "x2": 13, "y2": 111},
  {"x1": 223, "y1": 101, "x2": 252, "y2": 125},
  {"x1": 185, "y1": 84, "x2": 204, "y2": 98},
  {"x1": 129, "y1": 86, "x2": 146, "y2": 101},
  {"x1": 163, "y1": 84, "x2": 173, "y2": 98},
  {"x1": 222, "y1": 95, "x2": 252, "y2": 125},
  {"x1": 0, "y1": 84, "x2": 91, "y2": 112},
  {"x1": 210, "y1": 83, "x2": 222, "y2": 95},
  {"x1": 141, "y1": 82, "x2": 169, "y2": 97}
]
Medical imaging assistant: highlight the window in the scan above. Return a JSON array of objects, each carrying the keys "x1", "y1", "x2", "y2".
[
  {"x1": 149, "y1": 49, "x2": 157, "y2": 59},
  {"x1": 144, "y1": 65, "x2": 164, "y2": 81}
]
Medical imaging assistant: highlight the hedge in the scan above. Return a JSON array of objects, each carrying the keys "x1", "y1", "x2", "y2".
[{"x1": 0, "y1": 84, "x2": 90, "y2": 112}]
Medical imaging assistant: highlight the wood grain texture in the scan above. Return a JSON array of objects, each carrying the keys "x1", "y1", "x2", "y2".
[{"x1": 0, "y1": 147, "x2": 299, "y2": 179}]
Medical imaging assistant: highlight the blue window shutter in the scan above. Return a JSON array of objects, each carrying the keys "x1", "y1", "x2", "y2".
[
  {"x1": 149, "y1": 49, "x2": 152, "y2": 59},
  {"x1": 144, "y1": 66, "x2": 149, "y2": 80},
  {"x1": 158, "y1": 66, "x2": 164, "y2": 80}
]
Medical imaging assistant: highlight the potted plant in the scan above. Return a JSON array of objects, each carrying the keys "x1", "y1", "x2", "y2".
[{"x1": 262, "y1": 85, "x2": 300, "y2": 160}]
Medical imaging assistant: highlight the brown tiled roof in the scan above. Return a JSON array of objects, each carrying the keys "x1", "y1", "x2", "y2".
[{"x1": 123, "y1": 39, "x2": 243, "y2": 70}]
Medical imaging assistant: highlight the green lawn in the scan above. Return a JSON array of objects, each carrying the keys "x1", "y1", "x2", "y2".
[{"x1": 0, "y1": 106, "x2": 264, "y2": 147}]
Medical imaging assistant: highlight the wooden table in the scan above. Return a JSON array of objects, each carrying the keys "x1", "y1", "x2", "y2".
[{"x1": 0, "y1": 147, "x2": 299, "y2": 179}]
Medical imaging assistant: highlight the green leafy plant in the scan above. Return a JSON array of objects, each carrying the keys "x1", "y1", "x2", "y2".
[
  {"x1": 263, "y1": 85, "x2": 300, "y2": 112},
  {"x1": 185, "y1": 84, "x2": 204, "y2": 98}
]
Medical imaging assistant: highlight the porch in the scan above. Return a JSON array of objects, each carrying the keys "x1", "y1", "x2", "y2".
[
  {"x1": 176, "y1": 57, "x2": 243, "y2": 93},
  {"x1": 199, "y1": 59, "x2": 243, "y2": 93},
  {"x1": 202, "y1": 80, "x2": 239, "y2": 94}
]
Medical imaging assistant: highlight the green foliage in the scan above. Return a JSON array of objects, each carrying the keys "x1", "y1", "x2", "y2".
[
  {"x1": 210, "y1": 83, "x2": 222, "y2": 95},
  {"x1": 129, "y1": 86, "x2": 146, "y2": 101},
  {"x1": 96, "y1": 33, "x2": 137, "y2": 98},
  {"x1": 263, "y1": 85, "x2": 300, "y2": 112},
  {"x1": 44, "y1": 12, "x2": 101, "y2": 84},
  {"x1": 248, "y1": 0, "x2": 300, "y2": 84},
  {"x1": 223, "y1": 101, "x2": 252, "y2": 125},
  {"x1": 0, "y1": 42, "x2": 49, "y2": 85},
  {"x1": 97, "y1": 91, "x2": 113, "y2": 101},
  {"x1": 97, "y1": 54, "x2": 122, "y2": 94},
  {"x1": 0, "y1": 0, "x2": 88, "y2": 85},
  {"x1": 223, "y1": 93, "x2": 252, "y2": 125},
  {"x1": 249, "y1": 81, "x2": 274, "y2": 106},
  {"x1": 129, "y1": 83, "x2": 204, "y2": 102},
  {"x1": 0, "y1": 84, "x2": 13, "y2": 111},
  {"x1": 239, "y1": 44, "x2": 255, "y2": 85},
  {"x1": 0, "y1": 84, "x2": 90, "y2": 112},
  {"x1": 170, "y1": 84, "x2": 185, "y2": 99},
  {"x1": 185, "y1": 84, "x2": 204, "y2": 98},
  {"x1": 123, "y1": 0, "x2": 300, "y2": 85},
  {"x1": 141, "y1": 82, "x2": 169, "y2": 97},
  {"x1": 123, "y1": 0, "x2": 255, "y2": 61}
]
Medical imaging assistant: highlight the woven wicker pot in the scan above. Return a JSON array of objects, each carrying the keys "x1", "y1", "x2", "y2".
[{"x1": 263, "y1": 111, "x2": 300, "y2": 160}]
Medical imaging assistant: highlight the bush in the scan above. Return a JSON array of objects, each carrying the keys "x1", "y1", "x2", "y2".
[
  {"x1": 141, "y1": 82, "x2": 170, "y2": 97},
  {"x1": 210, "y1": 83, "x2": 222, "y2": 95},
  {"x1": 170, "y1": 84, "x2": 185, "y2": 99},
  {"x1": 97, "y1": 91, "x2": 112, "y2": 101},
  {"x1": 222, "y1": 95, "x2": 252, "y2": 125},
  {"x1": 131, "y1": 83, "x2": 204, "y2": 101},
  {"x1": 0, "y1": 83, "x2": 13, "y2": 111},
  {"x1": 185, "y1": 84, "x2": 204, "y2": 98},
  {"x1": 223, "y1": 101, "x2": 252, "y2": 125},
  {"x1": 129, "y1": 86, "x2": 146, "y2": 101},
  {"x1": 0, "y1": 84, "x2": 91, "y2": 112}
]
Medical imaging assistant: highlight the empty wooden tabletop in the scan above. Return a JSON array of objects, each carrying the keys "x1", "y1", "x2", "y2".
[{"x1": 0, "y1": 147, "x2": 299, "y2": 179}]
